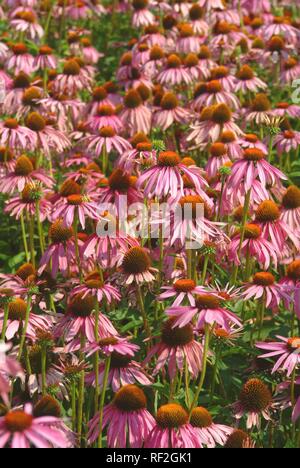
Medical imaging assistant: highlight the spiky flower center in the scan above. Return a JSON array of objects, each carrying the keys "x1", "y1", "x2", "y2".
[
  {"x1": 179, "y1": 24, "x2": 194, "y2": 38},
  {"x1": 173, "y1": 279, "x2": 196, "y2": 293},
  {"x1": 287, "y1": 260, "x2": 300, "y2": 280},
  {"x1": 161, "y1": 319, "x2": 194, "y2": 347},
  {"x1": 236, "y1": 65, "x2": 254, "y2": 80},
  {"x1": 211, "y1": 66, "x2": 229, "y2": 79},
  {"x1": 63, "y1": 59, "x2": 81, "y2": 76},
  {"x1": 136, "y1": 142, "x2": 152, "y2": 152},
  {"x1": 93, "y1": 86, "x2": 108, "y2": 102},
  {"x1": 8, "y1": 298, "x2": 27, "y2": 321},
  {"x1": 157, "y1": 404, "x2": 188, "y2": 428},
  {"x1": 166, "y1": 54, "x2": 181, "y2": 69},
  {"x1": 122, "y1": 247, "x2": 151, "y2": 275},
  {"x1": 210, "y1": 142, "x2": 227, "y2": 157},
  {"x1": 184, "y1": 53, "x2": 199, "y2": 68},
  {"x1": 67, "y1": 194, "x2": 85, "y2": 205},
  {"x1": 160, "y1": 92, "x2": 178, "y2": 110},
  {"x1": 49, "y1": 219, "x2": 73, "y2": 244},
  {"x1": 196, "y1": 294, "x2": 220, "y2": 309},
  {"x1": 287, "y1": 337, "x2": 300, "y2": 350},
  {"x1": 251, "y1": 94, "x2": 271, "y2": 112},
  {"x1": 33, "y1": 396, "x2": 61, "y2": 418},
  {"x1": 150, "y1": 45, "x2": 164, "y2": 61},
  {"x1": 240, "y1": 378, "x2": 272, "y2": 412},
  {"x1": 179, "y1": 195, "x2": 205, "y2": 219},
  {"x1": 15, "y1": 155, "x2": 34, "y2": 176},
  {"x1": 189, "y1": 4, "x2": 203, "y2": 20},
  {"x1": 113, "y1": 385, "x2": 147, "y2": 411},
  {"x1": 198, "y1": 45, "x2": 211, "y2": 59},
  {"x1": 22, "y1": 87, "x2": 42, "y2": 106},
  {"x1": 221, "y1": 130, "x2": 236, "y2": 143},
  {"x1": 14, "y1": 72, "x2": 30, "y2": 89},
  {"x1": 16, "y1": 263, "x2": 35, "y2": 281},
  {"x1": 285, "y1": 57, "x2": 298, "y2": 70},
  {"x1": 244, "y1": 223, "x2": 261, "y2": 239},
  {"x1": 211, "y1": 104, "x2": 232, "y2": 124},
  {"x1": 256, "y1": 200, "x2": 280, "y2": 222},
  {"x1": 225, "y1": 430, "x2": 251, "y2": 449},
  {"x1": 110, "y1": 352, "x2": 132, "y2": 369},
  {"x1": 99, "y1": 126, "x2": 116, "y2": 138},
  {"x1": 243, "y1": 148, "x2": 265, "y2": 161},
  {"x1": 5, "y1": 119, "x2": 19, "y2": 130},
  {"x1": 253, "y1": 272, "x2": 275, "y2": 286},
  {"x1": 268, "y1": 35, "x2": 285, "y2": 52},
  {"x1": 26, "y1": 112, "x2": 46, "y2": 132},
  {"x1": 5, "y1": 411, "x2": 33, "y2": 433},
  {"x1": 39, "y1": 45, "x2": 53, "y2": 55},
  {"x1": 108, "y1": 168, "x2": 131, "y2": 192},
  {"x1": 158, "y1": 151, "x2": 181, "y2": 167},
  {"x1": 68, "y1": 293, "x2": 95, "y2": 318},
  {"x1": 132, "y1": 0, "x2": 148, "y2": 10},
  {"x1": 124, "y1": 90, "x2": 142, "y2": 109},
  {"x1": 190, "y1": 407, "x2": 213, "y2": 428},
  {"x1": 16, "y1": 10, "x2": 36, "y2": 23},
  {"x1": 206, "y1": 80, "x2": 222, "y2": 94},
  {"x1": 59, "y1": 179, "x2": 81, "y2": 197},
  {"x1": 12, "y1": 43, "x2": 27, "y2": 55},
  {"x1": 282, "y1": 186, "x2": 300, "y2": 209}
]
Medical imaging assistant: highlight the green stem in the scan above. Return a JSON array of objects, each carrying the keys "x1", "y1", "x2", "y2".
[
  {"x1": 1, "y1": 303, "x2": 9, "y2": 341},
  {"x1": 36, "y1": 201, "x2": 45, "y2": 255},
  {"x1": 98, "y1": 356, "x2": 111, "y2": 448},
  {"x1": 18, "y1": 296, "x2": 32, "y2": 360},
  {"x1": 74, "y1": 214, "x2": 83, "y2": 282},
  {"x1": 190, "y1": 324, "x2": 210, "y2": 414},
  {"x1": 71, "y1": 381, "x2": 77, "y2": 432},
  {"x1": 41, "y1": 346, "x2": 47, "y2": 396},
  {"x1": 77, "y1": 334, "x2": 86, "y2": 443},
  {"x1": 20, "y1": 213, "x2": 30, "y2": 262},
  {"x1": 231, "y1": 189, "x2": 251, "y2": 284},
  {"x1": 28, "y1": 215, "x2": 35, "y2": 268},
  {"x1": 94, "y1": 301, "x2": 100, "y2": 413},
  {"x1": 136, "y1": 283, "x2": 151, "y2": 343},
  {"x1": 201, "y1": 254, "x2": 209, "y2": 285}
]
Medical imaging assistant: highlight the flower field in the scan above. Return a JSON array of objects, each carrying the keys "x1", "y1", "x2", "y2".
[{"x1": 0, "y1": 0, "x2": 300, "y2": 450}]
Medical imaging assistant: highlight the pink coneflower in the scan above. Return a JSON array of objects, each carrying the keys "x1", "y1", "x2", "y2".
[
  {"x1": 209, "y1": 104, "x2": 243, "y2": 142},
  {"x1": 142, "y1": 44, "x2": 164, "y2": 78},
  {"x1": 88, "y1": 86, "x2": 113, "y2": 116},
  {"x1": 279, "y1": 260, "x2": 300, "y2": 319},
  {"x1": 120, "y1": 89, "x2": 152, "y2": 135},
  {"x1": 225, "y1": 148, "x2": 287, "y2": 195},
  {"x1": 0, "y1": 118, "x2": 36, "y2": 152},
  {"x1": 167, "y1": 294, "x2": 242, "y2": 331},
  {"x1": 153, "y1": 92, "x2": 191, "y2": 131},
  {"x1": 88, "y1": 385, "x2": 155, "y2": 447},
  {"x1": 0, "y1": 298, "x2": 51, "y2": 341},
  {"x1": 177, "y1": 24, "x2": 201, "y2": 54},
  {"x1": 25, "y1": 112, "x2": 71, "y2": 156},
  {"x1": 205, "y1": 142, "x2": 231, "y2": 179},
  {"x1": 5, "y1": 183, "x2": 51, "y2": 221},
  {"x1": 274, "y1": 130, "x2": 300, "y2": 155},
  {"x1": 118, "y1": 140, "x2": 156, "y2": 173},
  {"x1": 189, "y1": 4, "x2": 208, "y2": 35},
  {"x1": 273, "y1": 102, "x2": 300, "y2": 119},
  {"x1": 53, "y1": 58, "x2": 92, "y2": 95},
  {"x1": 83, "y1": 126, "x2": 131, "y2": 156},
  {"x1": 262, "y1": 17, "x2": 298, "y2": 42},
  {"x1": 198, "y1": 0, "x2": 225, "y2": 10},
  {"x1": 0, "y1": 155, "x2": 54, "y2": 194},
  {"x1": 132, "y1": 0, "x2": 155, "y2": 27},
  {"x1": 98, "y1": 168, "x2": 143, "y2": 212},
  {"x1": 67, "y1": 0, "x2": 91, "y2": 20},
  {"x1": 52, "y1": 193, "x2": 100, "y2": 230},
  {"x1": 6, "y1": 43, "x2": 36, "y2": 74},
  {"x1": 10, "y1": 9, "x2": 44, "y2": 40},
  {"x1": 256, "y1": 200, "x2": 299, "y2": 250},
  {"x1": 281, "y1": 57, "x2": 300, "y2": 84},
  {"x1": 233, "y1": 378, "x2": 273, "y2": 429},
  {"x1": 86, "y1": 346, "x2": 152, "y2": 392},
  {"x1": 237, "y1": 133, "x2": 268, "y2": 155},
  {"x1": 170, "y1": 195, "x2": 228, "y2": 247},
  {"x1": 0, "y1": 343, "x2": 24, "y2": 405},
  {"x1": 235, "y1": 65, "x2": 267, "y2": 93},
  {"x1": 3, "y1": 72, "x2": 31, "y2": 114},
  {"x1": 54, "y1": 293, "x2": 117, "y2": 344},
  {"x1": 145, "y1": 403, "x2": 201, "y2": 448},
  {"x1": 144, "y1": 319, "x2": 203, "y2": 379},
  {"x1": 190, "y1": 407, "x2": 233, "y2": 448},
  {"x1": 193, "y1": 80, "x2": 240, "y2": 111},
  {"x1": 138, "y1": 151, "x2": 206, "y2": 200},
  {"x1": 210, "y1": 21, "x2": 244, "y2": 53},
  {"x1": 241, "y1": 272, "x2": 289, "y2": 310},
  {"x1": 158, "y1": 278, "x2": 206, "y2": 307},
  {"x1": 229, "y1": 223, "x2": 278, "y2": 269},
  {"x1": 117, "y1": 246, "x2": 157, "y2": 285},
  {"x1": 220, "y1": 130, "x2": 244, "y2": 159},
  {"x1": 281, "y1": 186, "x2": 300, "y2": 232},
  {"x1": 88, "y1": 104, "x2": 123, "y2": 132},
  {"x1": 0, "y1": 403, "x2": 70, "y2": 448},
  {"x1": 256, "y1": 336, "x2": 300, "y2": 376},
  {"x1": 80, "y1": 37, "x2": 103, "y2": 65},
  {"x1": 33, "y1": 45, "x2": 57, "y2": 70},
  {"x1": 246, "y1": 93, "x2": 273, "y2": 125},
  {"x1": 183, "y1": 53, "x2": 202, "y2": 81},
  {"x1": 38, "y1": 219, "x2": 76, "y2": 277},
  {"x1": 157, "y1": 54, "x2": 192, "y2": 86},
  {"x1": 70, "y1": 271, "x2": 121, "y2": 304},
  {"x1": 275, "y1": 377, "x2": 300, "y2": 423}
]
